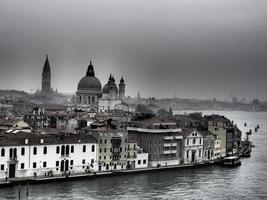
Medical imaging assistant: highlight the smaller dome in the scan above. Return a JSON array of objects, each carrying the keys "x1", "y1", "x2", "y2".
[{"x1": 102, "y1": 75, "x2": 118, "y2": 94}]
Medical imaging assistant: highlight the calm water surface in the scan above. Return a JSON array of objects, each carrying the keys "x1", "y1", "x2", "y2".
[{"x1": 1, "y1": 111, "x2": 267, "y2": 200}]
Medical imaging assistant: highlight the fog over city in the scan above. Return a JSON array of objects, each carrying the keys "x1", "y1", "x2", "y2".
[{"x1": 0, "y1": 0, "x2": 266, "y2": 100}]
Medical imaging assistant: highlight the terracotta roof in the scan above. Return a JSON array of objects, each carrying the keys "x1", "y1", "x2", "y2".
[{"x1": 0, "y1": 131, "x2": 97, "y2": 146}]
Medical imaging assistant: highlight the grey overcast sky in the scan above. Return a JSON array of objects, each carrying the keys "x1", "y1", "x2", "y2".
[{"x1": 0, "y1": 0, "x2": 267, "y2": 101}]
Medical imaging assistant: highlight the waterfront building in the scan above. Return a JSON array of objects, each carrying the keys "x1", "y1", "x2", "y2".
[
  {"x1": 85, "y1": 127, "x2": 140, "y2": 171},
  {"x1": 213, "y1": 138, "x2": 222, "y2": 160},
  {"x1": 182, "y1": 129, "x2": 204, "y2": 164},
  {"x1": 0, "y1": 132, "x2": 98, "y2": 181},
  {"x1": 205, "y1": 115, "x2": 241, "y2": 156},
  {"x1": 202, "y1": 131, "x2": 216, "y2": 162},
  {"x1": 127, "y1": 117, "x2": 183, "y2": 167}
]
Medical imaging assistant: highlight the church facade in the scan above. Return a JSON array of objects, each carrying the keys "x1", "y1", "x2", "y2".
[{"x1": 76, "y1": 61, "x2": 126, "y2": 112}]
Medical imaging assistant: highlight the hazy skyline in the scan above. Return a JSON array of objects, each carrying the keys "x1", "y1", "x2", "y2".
[{"x1": 0, "y1": 0, "x2": 266, "y2": 101}]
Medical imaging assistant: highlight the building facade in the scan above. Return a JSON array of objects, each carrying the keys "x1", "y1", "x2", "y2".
[
  {"x1": 182, "y1": 129, "x2": 204, "y2": 164},
  {"x1": 128, "y1": 118, "x2": 183, "y2": 167},
  {"x1": 0, "y1": 132, "x2": 98, "y2": 181},
  {"x1": 85, "y1": 128, "x2": 138, "y2": 171}
]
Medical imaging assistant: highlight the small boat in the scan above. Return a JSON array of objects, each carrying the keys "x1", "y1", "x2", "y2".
[
  {"x1": 244, "y1": 122, "x2": 247, "y2": 127},
  {"x1": 223, "y1": 156, "x2": 241, "y2": 167}
]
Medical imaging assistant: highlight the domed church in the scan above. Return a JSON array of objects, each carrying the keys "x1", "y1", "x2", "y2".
[{"x1": 76, "y1": 61, "x2": 125, "y2": 112}]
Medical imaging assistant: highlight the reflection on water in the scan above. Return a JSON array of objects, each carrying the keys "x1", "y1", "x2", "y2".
[{"x1": 1, "y1": 111, "x2": 267, "y2": 200}]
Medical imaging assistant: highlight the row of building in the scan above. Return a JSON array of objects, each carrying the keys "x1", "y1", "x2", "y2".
[{"x1": 0, "y1": 110, "x2": 241, "y2": 181}]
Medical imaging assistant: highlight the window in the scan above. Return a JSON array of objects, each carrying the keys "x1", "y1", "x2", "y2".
[
  {"x1": 91, "y1": 145, "x2": 95, "y2": 152},
  {"x1": 70, "y1": 160, "x2": 74, "y2": 165},
  {"x1": 138, "y1": 160, "x2": 141, "y2": 164},
  {"x1": 199, "y1": 149, "x2": 202, "y2": 157},
  {"x1": 83, "y1": 145, "x2": 86, "y2": 152},
  {"x1": 43, "y1": 162, "x2": 47, "y2": 168},
  {"x1": 100, "y1": 139, "x2": 102, "y2": 144},
  {"x1": 110, "y1": 148, "x2": 112, "y2": 153},
  {"x1": 186, "y1": 150, "x2": 189, "y2": 159},
  {"x1": 199, "y1": 138, "x2": 202, "y2": 145},
  {"x1": 71, "y1": 145, "x2": 74, "y2": 153},
  {"x1": 82, "y1": 159, "x2": 85, "y2": 164},
  {"x1": 61, "y1": 145, "x2": 65, "y2": 156},
  {"x1": 104, "y1": 139, "x2": 107, "y2": 144},
  {"x1": 66, "y1": 145, "x2": 70, "y2": 155},
  {"x1": 33, "y1": 162, "x2": 37, "y2": 168},
  {"x1": 21, "y1": 147, "x2": 25, "y2": 156},
  {"x1": 56, "y1": 146, "x2": 60, "y2": 154},
  {"x1": 21, "y1": 163, "x2": 25, "y2": 169},
  {"x1": 1, "y1": 148, "x2": 5, "y2": 157},
  {"x1": 125, "y1": 139, "x2": 127, "y2": 143},
  {"x1": 100, "y1": 148, "x2": 102, "y2": 153},
  {"x1": 91, "y1": 159, "x2": 94, "y2": 164},
  {"x1": 104, "y1": 148, "x2": 106, "y2": 153},
  {"x1": 56, "y1": 161, "x2": 59, "y2": 166},
  {"x1": 187, "y1": 139, "x2": 189, "y2": 145},
  {"x1": 193, "y1": 138, "x2": 196, "y2": 145},
  {"x1": 33, "y1": 147, "x2": 37, "y2": 155},
  {"x1": 143, "y1": 160, "x2": 146, "y2": 164},
  {"x1": 1, "y1": 164, "x2": 4, "y2": 170},
  {"x1": 104, "y1": 156, "x2": 106, "y2": 160},
  {"x1": 43, "y1": 146, "x2": 47, "y2": 155}
]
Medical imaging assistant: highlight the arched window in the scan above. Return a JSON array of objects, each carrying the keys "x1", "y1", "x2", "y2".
[
  {"x1": 33, "y1": 147, "x2": 37, "y2": 155},
  {"x1": 43, "y1": 146, "x2": 47, "y2": 155},
  {"x1": 61, "y1": 145, "x2": 65, "y2": 156},
  {"x1": 91, "y1": 145, "x2": 95, "y2": 152},
  {"x1": 21, "y1": 147, "x2": 25, "y2": 156},
  {"x1": 1, "y1": 148, "x2": 5, "y2": 157},
  {"x1": 9, "y1": 148, "x2": 13, "y2": 158},
  {"x1": 14, "y1": 148, "x2": 17, "y2": 157},
  {"x1": 71, "y1": 145, "x2": 74, "y2": 153},
  {"x1": 83, "y1": 145, "x2": 86, "y2": 152},
  {"x1": 56, "y1": 146, "x2": 60, "y2": 154},
  {"x1": 186, "y1": 150, "x2": 189, "y2": 159},
  {"x1": 66, "y1": 145, "x2": 70, "y2": 156},
  {"x1": 193, "y1": 138, "x2": 196, "y2": 145}
]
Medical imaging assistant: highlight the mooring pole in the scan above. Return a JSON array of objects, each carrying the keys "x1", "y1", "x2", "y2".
[
  {"x1": 26, "y1": 181, "x2": 29, "y2": 196},
  {"x1": 18, "y1": 184, "x2": 21, "y2": 199}
]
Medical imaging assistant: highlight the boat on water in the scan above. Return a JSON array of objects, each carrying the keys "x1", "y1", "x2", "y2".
[{"x1": 223, "y1": 156, "x2": 241, "y2": 167}]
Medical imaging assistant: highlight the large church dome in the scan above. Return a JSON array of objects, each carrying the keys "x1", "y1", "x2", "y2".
[{"x1": 77, "y1": 61, "x2": 102, "y2": 93}]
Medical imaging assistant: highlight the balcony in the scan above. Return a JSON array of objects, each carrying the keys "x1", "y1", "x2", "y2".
[
  {"x1": 163, "y1": 150, "x2": 172, "y2": 154},
  {"x1": 164, "y1": 136, "x2": 173, "y2": 140},
  {"x1": 171, "y1": 150, "x2": 177, "y2": 154},
  {"x1": 163, "y1": 143, "x2": 172, "y2": 147},
  {"x1": 174, "y1": 136, "x2": 183, "y2": 140}
]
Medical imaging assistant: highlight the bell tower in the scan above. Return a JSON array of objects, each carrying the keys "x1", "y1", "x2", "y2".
[
  {"x1": 119, "y1": 76, "x2": 125, "y2": 99},
  {"x1": 41, "y1": 55, "x2": 51, "y2": 94}
]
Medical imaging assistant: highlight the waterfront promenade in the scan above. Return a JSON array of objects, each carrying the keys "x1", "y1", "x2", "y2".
[{"x1": 0, "y1": 162, "x2": 213, "y2": 187}]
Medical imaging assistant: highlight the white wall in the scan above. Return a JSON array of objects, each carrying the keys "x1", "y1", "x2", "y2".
[
  {"x1": 0, "y1": 142, "x2": 98, "y2": 180},
  {"x1": 135, "y1": 153, "x2": 148, "y2": 169}
]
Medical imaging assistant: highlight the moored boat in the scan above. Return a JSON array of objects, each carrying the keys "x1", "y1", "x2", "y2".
[{"x1": 223, "y1": 156, "x2": 241, "y2": 167}]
